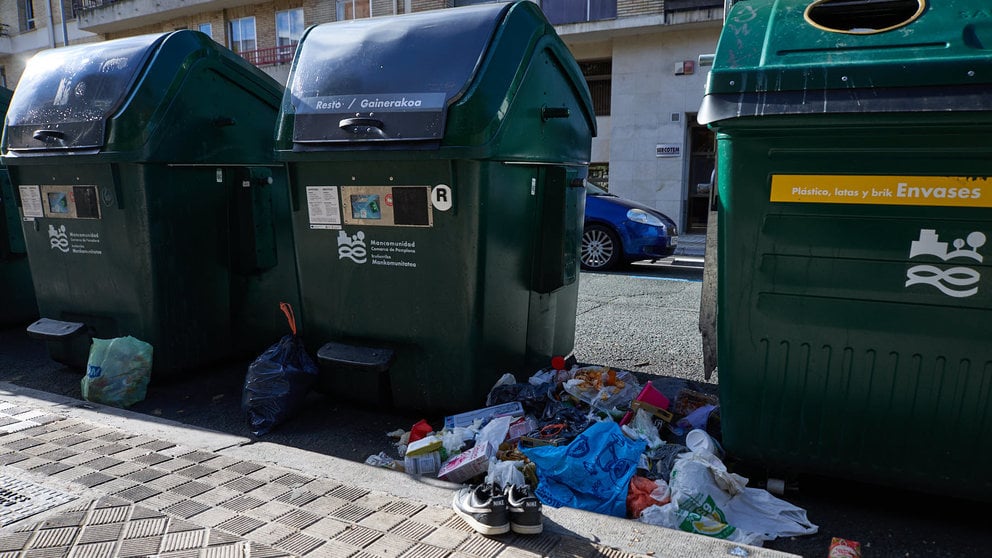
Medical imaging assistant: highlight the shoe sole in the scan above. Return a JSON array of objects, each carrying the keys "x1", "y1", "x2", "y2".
[
  {"x1": 510, "y1": 522, "x2": 543, "y2": 535},
  {"x1": 452, "y1": 496, "x2": 509, "y2": 536}
]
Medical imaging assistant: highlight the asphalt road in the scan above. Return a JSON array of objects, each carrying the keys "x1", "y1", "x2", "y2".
[{"x1": 2, "y1": 261, "x2": 990, "y2": 557}]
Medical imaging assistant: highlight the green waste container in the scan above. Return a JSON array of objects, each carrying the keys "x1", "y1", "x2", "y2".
[
  {"x1": 0, "y1": 86, "x2": 39, "y2": 327},
  {"x1": 276, "y1": 1, "x2": 596, "y2": 412},
  {"x1": 3, "y1": 31, "x2": 301, "y2": 373},
  {"x1": 699, "y1": 0, "x2": 992, "y2": 499}
]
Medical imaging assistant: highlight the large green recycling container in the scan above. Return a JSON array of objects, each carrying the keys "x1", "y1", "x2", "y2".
[
  {"x1": 2, "y1": 31, "x2": 301, "y2": 373},
  {"x1": 699, "y1": 0, "x2": 992, "y2": 500},
  {"x1": 0, "y1": 86, "x2": 38, "y2": 327},
  {"x1": 276, "y1": 1, "x2": 595, "y2": 412}
]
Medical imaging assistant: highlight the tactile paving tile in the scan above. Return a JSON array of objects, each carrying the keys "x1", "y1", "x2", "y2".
[
  {"x1": 328, "y1": 485, "x2": 369, "y2": 501},
  {"x1": 400, "y1": 542, "x2": 450, "y2": 558},
  {"x1": 334, "y1": 525, "x2": 382, "y2": 548},
  {"x1": 0, "y1": 499, "x2": 289, "y2": 558},
  {"x1": 380, "y1": 501, "x2": 425, "y2": 516},
  {"x1": 0, "y1": 473, "x2": 77, "y2": 526},
  {"x1": 274, "y1": 509, "x2": 321, "y2": 530},
  {"x1": 223, "y1": 461, "x2": 264, "y2": 476},
  {"x1": 273, "y1": 532, "x2": 323, "y2": 555},
  {"x1": 0, "y1": 404, "x2": 63, "y2": 435},
  {"x1": 456, "y1": 534, "x2": 508, "y2": 558},
  {"x1": 275, "y1": 489, "x2": 320, "y2": 507},
  {"x1": 509, "y1": 533, "x2": 563, "y2": 555},
  {"x1": 329, "y1": 503, "x2": 376, "y2": 523},
  {"x1": 389, "y1": 519, "x2": 435, "y2": 542}
]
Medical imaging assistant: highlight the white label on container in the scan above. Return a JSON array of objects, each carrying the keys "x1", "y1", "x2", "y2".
[
  {"x1": 306, "y1": 186, "x2": 342, "y2": 229},
  {"x1": 19, "y1": 185, "x2": 43, "y2": 219}
]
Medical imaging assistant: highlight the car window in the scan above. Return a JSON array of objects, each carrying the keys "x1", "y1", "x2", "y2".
[{"x1": 584, "y1": 181, "x2": 609, "y2": 196}]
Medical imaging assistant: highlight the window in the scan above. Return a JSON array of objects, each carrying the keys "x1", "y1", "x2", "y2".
[
  {"x1": 276, "y1": 9, "x2": 304, "y2": 47},
  {"x1": 19, "y1": 0, "x2": 35, "y2": 32},
  {"x1": 540, "y1": 0, "x2": 616, "y2": 25},
  {"x1": 579, "y1": 59, "x2": 611, "y2": 117},
  {"x1": 229, "y1": 17, "x2": 256, "y2": 55},
  {"x1": 588, "y1": 163, "x2": 609, "y2": 191},
  {"x1": 198, "y1": 23, "x2": 212, "y2": 38},
  {"x1": 64, "y1": 0, "x2": 79, "y2": 19},
  {"x1": 336, "y1": 0, "x2": 370, "y2": 20}
]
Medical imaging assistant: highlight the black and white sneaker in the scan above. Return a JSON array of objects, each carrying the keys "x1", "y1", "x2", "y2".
[
  {"x1": 452, "y1": 483, "x2": 509, "y2": 535},
  {"x1": 505, "y1": 484, "x2": 543, "y2": 534}
]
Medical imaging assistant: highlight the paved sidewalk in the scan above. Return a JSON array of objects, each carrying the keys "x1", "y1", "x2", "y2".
[
  {"x1": 0, "y1": 383, "x2": 796, "y2": 558},
  {"x1": 674, "y1": 234, "x2": 706, "y2": 259}
]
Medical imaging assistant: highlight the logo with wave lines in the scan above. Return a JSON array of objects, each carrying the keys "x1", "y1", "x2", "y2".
[
  {"x1": 905, "y1": 229, "x2": 985, "y2": 298},
  {"x1": 48, "y1": 224, "x2": 69, "y2": 253},
  {"x1": 337, "y1": 230, "x2": 367, "y2": 264}
]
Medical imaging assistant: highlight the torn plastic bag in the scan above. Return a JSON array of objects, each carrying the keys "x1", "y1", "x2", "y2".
[
  {"x1": 242, "y1": 303, "x2": 318, "y2": 436},
  {"x1": 639, "y1": 451, "x2": 817, "y2": 546},
  {"x1": 522, "y1": 420, "x2": 646, "y2": 517},
  {"x1": 81, "y1": 336, "x2": 153, "y2": 408}
]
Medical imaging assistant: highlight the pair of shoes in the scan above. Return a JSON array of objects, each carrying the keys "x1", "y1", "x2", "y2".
[{"x1": 452, "y1": 483, "x2": 543, "y2": 536}]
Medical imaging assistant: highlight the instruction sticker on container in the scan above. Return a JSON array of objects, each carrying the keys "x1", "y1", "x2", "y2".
[
  {"x1": 18, "y1": 185, "x2": 43, "y2": 219},
  {"x1": 306, "y1": 186, "x2": 342, "y2": 229},
  {"x1": 771, "y1": 175, "x2": 992, "y2": 207}
]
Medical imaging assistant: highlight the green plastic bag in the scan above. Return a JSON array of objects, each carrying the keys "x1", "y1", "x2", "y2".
[{"x1": 81, "y1": 336, "x2": 153, "y2": 408}]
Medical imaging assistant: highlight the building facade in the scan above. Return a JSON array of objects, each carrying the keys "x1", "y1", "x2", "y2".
[{"x1": 0, "y1": 0, "x2": 723, "y2": 232}]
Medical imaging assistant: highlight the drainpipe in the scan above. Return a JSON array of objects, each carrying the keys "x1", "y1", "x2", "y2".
[
  {"x1": 58, "y1": 0, "x2": 69, "y2": 46},
  {"x1": 46, "y1": 0, "x2": 57, "y2": 47}
]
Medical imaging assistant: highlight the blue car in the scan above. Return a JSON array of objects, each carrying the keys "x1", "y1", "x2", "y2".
[{"x1": 581, "y1": 182, "x2": 679, "y2": 271}]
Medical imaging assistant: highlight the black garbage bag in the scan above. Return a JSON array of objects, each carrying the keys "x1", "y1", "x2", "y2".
[
  {"x1": 242, "y1": 303, "x2": 318, "y2": 436},
  {"x1": 487, "y1": 381, "x2": 554, "y2": 417}
]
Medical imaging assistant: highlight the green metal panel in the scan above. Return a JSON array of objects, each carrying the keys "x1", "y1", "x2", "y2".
[
  {"x1": 0, "y1": 86, "x2": 38, "y2": 327},
  {"x1": 277, "y1": 0, "x2": 594, "y2": 412},
  {"x1": 3, "y1": 31, "x2": 301, "y2": 374},
  {"x1": 702, "y1": 0, "x2": 992, "y2": 500}
]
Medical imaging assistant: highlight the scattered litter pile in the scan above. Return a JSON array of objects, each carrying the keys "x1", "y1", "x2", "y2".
[{"x1": 365, "y1": 364, "x2": 818, "y2": 546}]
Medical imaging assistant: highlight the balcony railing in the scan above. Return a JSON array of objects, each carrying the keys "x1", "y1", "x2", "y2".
[
  {"x1": 237, "y1": 44, "x2": 296, "y2": 67},
  {"x1": 664, "y1": 0, "x2": 724, "y2": 12},
  {"x1": 73, "y1": 0, "x2": 113, "y2": 13}
]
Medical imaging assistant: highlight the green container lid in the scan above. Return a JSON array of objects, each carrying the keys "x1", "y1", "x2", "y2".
[
  {"x1": 277, "y1": 1, "x2": 596, "y2": 162},
  {"x1": 700, "y1": 0, "x2": 992, "y2": 124},
  {"x1": 3, "y1": 30, "x2": 282, "y2": 161}
]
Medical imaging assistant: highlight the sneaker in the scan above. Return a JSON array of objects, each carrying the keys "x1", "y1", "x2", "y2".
[
  {"x1": 505, "y1": 484, "x2": 543, "y2": 534},
  {"x1": 452, "y1": 483, "x2": 509, "y2": 535}
]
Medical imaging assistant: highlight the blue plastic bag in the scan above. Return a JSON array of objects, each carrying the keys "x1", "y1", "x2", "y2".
[
  {"x1": 242, "y1": 303, "x2": 318, "y2": 436},
  {"x1": 522, "y1": 420, "x2": 647, "y2": 517}
]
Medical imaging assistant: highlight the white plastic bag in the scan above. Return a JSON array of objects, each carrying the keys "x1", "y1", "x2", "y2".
[
  {"x1": 476, "y1": 415, "x2": 511, "y2": 451},
  {"x1": 486, "y1": 459, "x2": 525, "y2": 488},
  {"x1": 639, "y1": 451, "x2": 817, "y2": 546}
]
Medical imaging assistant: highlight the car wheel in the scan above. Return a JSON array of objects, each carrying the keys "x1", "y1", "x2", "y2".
[{"x1": 581, "y1": 224, "x2": 622, "y2": 271}]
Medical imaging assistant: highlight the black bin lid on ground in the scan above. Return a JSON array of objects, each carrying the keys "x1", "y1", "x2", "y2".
[{"x1": 287, "y1": 3, "x2": 507, "y2": 144}]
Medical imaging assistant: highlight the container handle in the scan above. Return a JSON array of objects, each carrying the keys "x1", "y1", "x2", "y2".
[
  {"x1": 339, "y1": 117, "x2": 387, "y2": 138},
  {"x1": 541, "y1": 106, "x2": 570, "y2": 121},
  {"x1": 32, "y1": 129, "x2": 65, "y2": 143}
]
